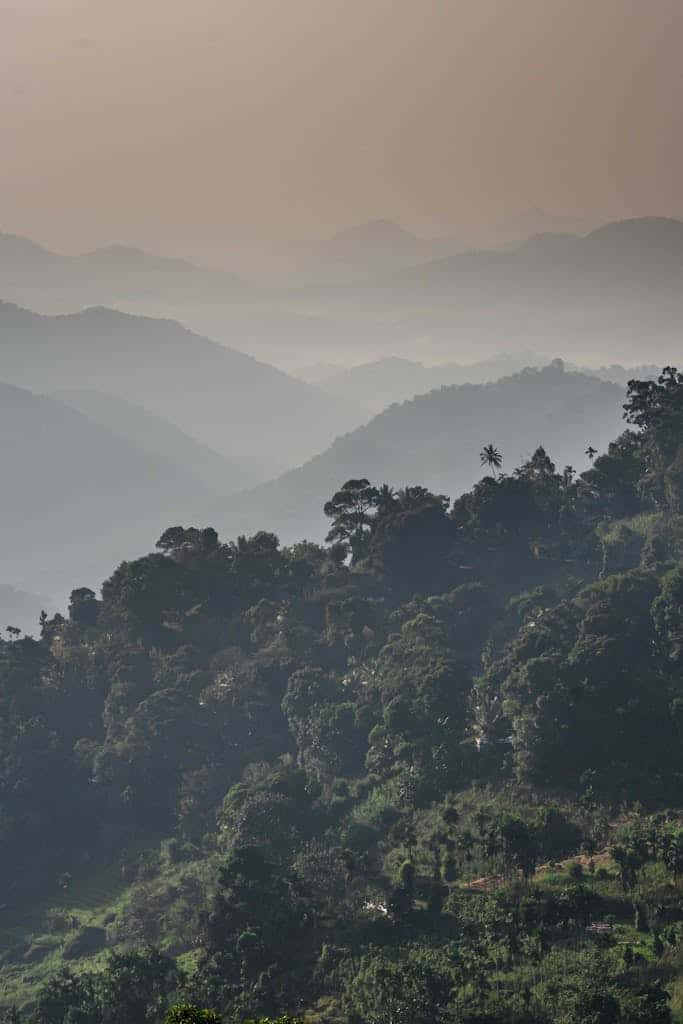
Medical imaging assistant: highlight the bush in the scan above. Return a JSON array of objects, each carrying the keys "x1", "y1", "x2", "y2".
[{"x1": 164, "y1": 1006, "x2": 221, "y2": 1024}]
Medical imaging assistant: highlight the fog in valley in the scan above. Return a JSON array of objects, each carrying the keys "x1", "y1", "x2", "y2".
[
  {"x1": 2, "y1": 210, "x2": 681, "y2": 625},
  {"x1": 4, "y1": 4, "x2": 683, "y2": 1022}
]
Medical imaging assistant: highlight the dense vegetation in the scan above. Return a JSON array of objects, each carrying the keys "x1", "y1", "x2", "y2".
[
  {"x1": 215, "y1": 362, "x2": 625, "y2": 544},
  {"x1": 2, "y1": 369, "x2": 683, "y2": 1023}
]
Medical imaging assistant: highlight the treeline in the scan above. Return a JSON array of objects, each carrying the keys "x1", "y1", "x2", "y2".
[{"x1": 2, "y1": 369, "x2": 683, "y2": 1023}]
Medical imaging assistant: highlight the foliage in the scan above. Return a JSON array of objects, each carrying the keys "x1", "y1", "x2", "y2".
[{"x1": 3, "y1": 369, "x2": 683, "y2": 1023}]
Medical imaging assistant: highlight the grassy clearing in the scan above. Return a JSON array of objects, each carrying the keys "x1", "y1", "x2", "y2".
[
  {"x1": 0, "y1": 838, "x2": 168, "y2": 1010},
  {"x1": 0, "y1": 835, "x2": 220, "y2": 1011},
  {"x1": 0, "y1": 856, "x2": 134, "y2": 1009}
]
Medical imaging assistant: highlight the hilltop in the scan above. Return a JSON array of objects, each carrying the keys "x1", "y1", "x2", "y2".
[{"x1": 214, "y1": 362, "x2": 625, "y2": 542}]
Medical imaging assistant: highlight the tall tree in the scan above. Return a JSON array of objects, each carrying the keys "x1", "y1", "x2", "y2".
[
  {"x1": 324, "y1": 478, "x2": 379, "y2": 562},
  {"x1": 480, "y1": 444, "x2": 503, "y2": 478}
]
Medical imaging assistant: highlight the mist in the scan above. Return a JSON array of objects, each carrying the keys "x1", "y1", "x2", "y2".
[
  {"x1": 5, "y1": 2, "x2": 683, "y2": 1019},
  {"x1": 3, "y1": 0, "x2": 683, "y2": 257},
  {"x1": 2, "y1": 0, "x2": 683, "y2": 613}
]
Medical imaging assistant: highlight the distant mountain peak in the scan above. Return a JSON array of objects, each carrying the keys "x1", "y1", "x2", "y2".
[
  {"x1": 585, "y1": 216, "x2": 683, "y2": 248},
  {"x1": 0, "y1": 231, "x2": 53, "y2": 253},
  {"x1": 84, "y1": 243, "x2": 151, "y2": 261},
  {"x1": 81, "y1": 244, "x2": 209, "y2": 274},
  {"x1": 0, "y1": 232, "x2": 62, "y2": 269}
]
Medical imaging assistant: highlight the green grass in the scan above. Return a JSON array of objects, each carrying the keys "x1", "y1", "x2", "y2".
[
  {"x1": 0, "y1": 835, "x2": 223, "y2": 1011},
  {"x1": 669, "y1": 975, "x2": 683, "y2": 1023},
  {"x1": 0, "y1": 838, "x2": 170, "y2": 1011},
  {"x1": 0, "y1": 857, "x2": 134, "y2": 1009}
]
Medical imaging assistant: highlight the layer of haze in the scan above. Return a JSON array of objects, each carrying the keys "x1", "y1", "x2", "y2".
[{"x1": 2, "y1": 0, "x2": 683, "y2": 263}]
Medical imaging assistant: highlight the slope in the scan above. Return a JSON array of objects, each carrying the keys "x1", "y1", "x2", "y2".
[
  {"x1": 0, "y1": 233, "x2": 248, "y2": 309},
  {"x1": 0, "y1": 380, "x2": 216, "y2": 602},
  {"x1": 52, "y1": 389, "x2": 255, "y2": 496},
  {"x1": 315, "y1": 351, "x2": 547, "y2": 413},
  {"x1": 0, "y1": 302, "x2": 363, "y2": 477},
  {"x1": 313, "y1": 354, "x2": 660, "y2": 415},
  {"x1": 289, "y1": 219, "x2": 468, "y2": 285},
  {"x1": 213, "y1": 362, "x2": 625, "y2": 543}
]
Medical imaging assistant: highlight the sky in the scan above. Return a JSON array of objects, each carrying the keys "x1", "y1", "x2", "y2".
[{"x1": 2, "y1": 0, "x2": 683, "y2": 259}]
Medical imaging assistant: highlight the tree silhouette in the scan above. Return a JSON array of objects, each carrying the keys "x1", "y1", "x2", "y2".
[
  {"x1": 324, "y1": 478, "x2": 379, "y2": 562},
  {"x1": 480, "y1": 444, "x2": 503, "y2": 478},
  {"x1": 375, "y1": 483, "x2": 397, "y2": 515}
]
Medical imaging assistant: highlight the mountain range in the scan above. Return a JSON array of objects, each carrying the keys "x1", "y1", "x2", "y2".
[
  {"x1": 4, "y1": 216, "x2": 683, "y2": 369},
  {"x1": 0, "y1": 302, "x2": 362, "y2": 477},
  {"x1": 304, "y1": 352, "x2": 549, "y2": 414},
  {"x1": 299, "y1": 354, "x2": 660, "y2": 415},
  {"x1": 0, "y1": 233, "x2": 248, "y2": 310},
  {"x1": 285, "y1": 219, "x2": 469, "y2": 285},
  {"x1": 291, "y1": 217, "x2": 683, "y2": 365}
]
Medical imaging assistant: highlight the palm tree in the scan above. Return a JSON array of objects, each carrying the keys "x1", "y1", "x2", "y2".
[
  {"x1": 480, "y1": 444, "x2": 503, "y2": 478},
  {"x1": 585, "y1": 445, "x2": 597, "y2": 462}
]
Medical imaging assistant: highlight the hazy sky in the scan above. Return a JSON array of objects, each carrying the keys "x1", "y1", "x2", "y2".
[{"x1": 2, "y1": 0, "x2": 683, "y2": 256}]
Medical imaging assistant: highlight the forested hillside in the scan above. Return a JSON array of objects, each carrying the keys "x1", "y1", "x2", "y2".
[
  {"x1": 2, "y1": 369, "x2": 683, "y2": 1023},
  {"x1": 214, "y1": 362, "x2": 625, "y2": 543}
]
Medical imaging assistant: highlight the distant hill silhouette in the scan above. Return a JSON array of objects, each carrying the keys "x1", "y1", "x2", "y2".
[
  {"x1": 52, "y1": 389, "x2": 255, "y2": 495},
  {"x1": 0, "y1": 379, "x2": 218, "y2": 602},
  {"x1": 0, "y1": 233, "x2": 65, "y2": 274},
  {"x1": 583, "y1": 216, "x2": 683, "y2": 254},
  {"x1": 0, "y1": 233, "x2": 247, "y2": 309},
  {"x1": 291, "y1": 217, "x2": 683, "y2": 365},
  {"x1": 314, "y1": 352, "x2": 547, "y2": 413},
  {"x1": 3, "y1": 216, "x2": 683, "y2": 368},
  {"x1": 475, "y1": 206, "x2": 594, "y2": 247},
  {"x1": 379, "y1": 217, "x2": 683, "y2": 287},
  {"x1": 328, "y1": 218, "x2": 419, "y2": 250},
  {"x1": 307, "y1": 352, "x2": 658, "y2": 415},
  {"x1": 80, "y1": 244, "x2": 219, "y2": 272},
  {"x1": 288, "y1": 219, "x2": 469, "y2": 285},
  {"x1": 0, "y1": 303, "x2": 363, "y2": 477},
  {"x1": 212, "y1": 362, "x2": 626, "y2": 544}
]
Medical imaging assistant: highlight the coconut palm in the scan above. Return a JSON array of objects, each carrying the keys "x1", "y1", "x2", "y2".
[{"x1": 480, "y1": 444, "x2": 503, "y2": 478}]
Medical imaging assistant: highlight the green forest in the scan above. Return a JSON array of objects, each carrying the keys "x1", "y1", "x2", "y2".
[{"x1": 2, "y1": 368, "x2": 683, "y2": 1024}]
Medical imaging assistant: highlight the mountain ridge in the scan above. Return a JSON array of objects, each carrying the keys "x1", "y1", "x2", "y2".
[
  {"x1": 211, "y1": 362, "x2": 626, "y2": 545},
  {"x1": 0, "y1": 301, "x2": 364, "y2": 477}
]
